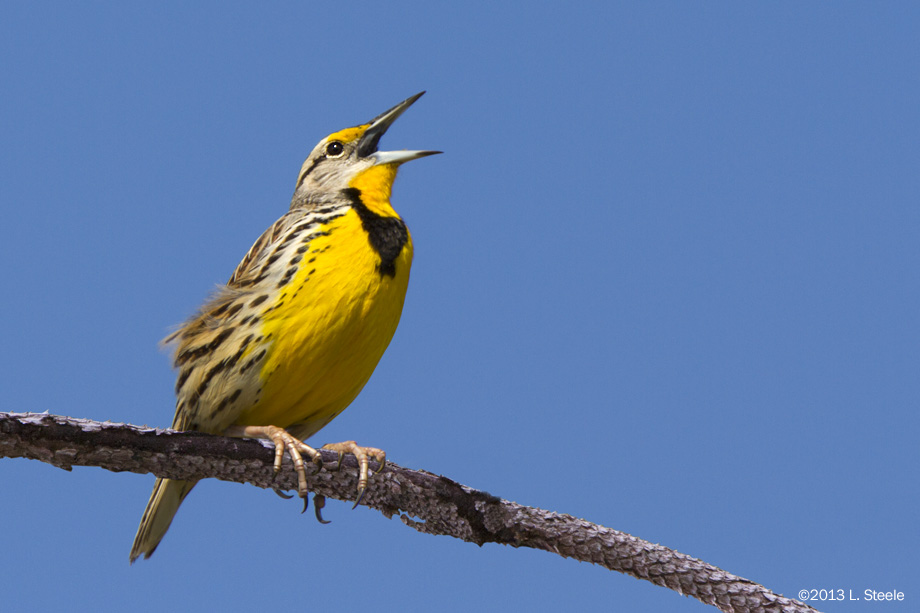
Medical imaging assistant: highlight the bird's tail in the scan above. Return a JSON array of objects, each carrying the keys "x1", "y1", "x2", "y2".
[{"x1": 129, "y1": 477, "x2": 197, "y2": 563}]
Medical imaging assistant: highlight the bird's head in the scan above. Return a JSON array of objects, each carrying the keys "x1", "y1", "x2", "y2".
[{"x1": 291, "y1": 92, "x2": 440, "y2": 214}]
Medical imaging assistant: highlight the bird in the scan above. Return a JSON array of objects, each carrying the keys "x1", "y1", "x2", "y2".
[{"x1": 129, "y1": 92, "x2": 439, "y2": 563}]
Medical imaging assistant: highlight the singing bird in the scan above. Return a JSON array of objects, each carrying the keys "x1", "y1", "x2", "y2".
[{"x1": 130, "y1": 92, "x2": 439, "y2": 562}]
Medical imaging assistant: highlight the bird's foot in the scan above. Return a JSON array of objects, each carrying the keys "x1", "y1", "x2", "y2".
[
  {"x1": 224, "y1": 425, "x2": 323, "y2": 498},
  {"x1": 321, "y1": 440, "x2": 386, "y2": 508}
]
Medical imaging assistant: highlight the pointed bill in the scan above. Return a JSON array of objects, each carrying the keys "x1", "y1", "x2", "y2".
[{"x1": 357, "y1": 92, "x2": 441, "y2": 162}]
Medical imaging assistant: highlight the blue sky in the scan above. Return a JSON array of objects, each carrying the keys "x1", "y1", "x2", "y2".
[{"x1": 1, "y1": 3, "x2": 917, "y2": 611}]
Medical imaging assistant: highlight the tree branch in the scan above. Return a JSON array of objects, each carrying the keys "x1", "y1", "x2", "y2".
[{"x1": 0, "y1": 412, "x2": 817, "y2": 613}]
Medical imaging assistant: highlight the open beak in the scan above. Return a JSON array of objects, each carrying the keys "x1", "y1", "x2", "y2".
[{"x1": 357, "y1": 91, "x2": 442, "y2": 165}]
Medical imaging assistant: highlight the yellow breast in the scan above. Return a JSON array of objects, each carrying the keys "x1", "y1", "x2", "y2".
[{"x1": 233, "y1": 207, "x2": 413, "y2": 437}]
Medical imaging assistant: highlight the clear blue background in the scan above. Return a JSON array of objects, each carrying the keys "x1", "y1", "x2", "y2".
[{"x1": 1, "y1": 3, "x2": 917, "y2": 611}]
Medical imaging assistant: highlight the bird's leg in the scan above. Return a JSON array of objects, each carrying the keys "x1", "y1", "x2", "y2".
[
  {"x1": 321, "y1": 441, "x2": 386, "y2": 507},
  {"x1": 224, "y1": 425, "x2": 323, "y2": 498}
]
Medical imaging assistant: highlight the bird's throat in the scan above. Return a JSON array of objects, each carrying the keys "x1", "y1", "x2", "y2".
[{"x1": 349, "y1": 163, "x2": 399, "y2": 218}]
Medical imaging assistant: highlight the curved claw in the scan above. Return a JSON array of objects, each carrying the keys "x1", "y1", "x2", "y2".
[
  {"x1": 314, "y1": 494, "x2": 331, "y2": 524},
  {"x1": 325, "y1": 451, "x2": 345, "y2": 471},
  {"x1": 371, "y1": 456, "x2": 387, "y2": 477},
  {"x1": 273, "y1": 488, "x2": 294, "y2": 500},
  {"x1": 352, "y1": 487, "x2": 367, "y2": 509}
]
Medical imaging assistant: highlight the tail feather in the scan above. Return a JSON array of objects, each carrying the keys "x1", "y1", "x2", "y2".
[{"x1": 129, "y1": 478, "x2": 197, "y2": 563}]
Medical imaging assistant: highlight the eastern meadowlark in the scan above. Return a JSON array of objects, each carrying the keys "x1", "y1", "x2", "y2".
[{"x1": 130, "y1": 92, "x2": 439, "y2": 563}]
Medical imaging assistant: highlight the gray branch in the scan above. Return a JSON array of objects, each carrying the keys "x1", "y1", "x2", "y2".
[{"x1": 0, "y1": 412, "x2": 817, "y2": 613}]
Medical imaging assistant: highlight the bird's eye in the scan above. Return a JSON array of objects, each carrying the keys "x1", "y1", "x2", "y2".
[{"x1": 325, "y1": 141, "x2": 345, "y2": 157}]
